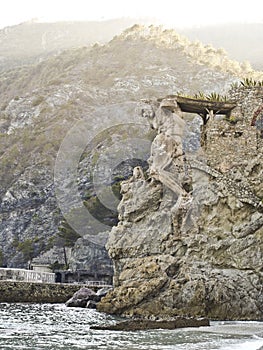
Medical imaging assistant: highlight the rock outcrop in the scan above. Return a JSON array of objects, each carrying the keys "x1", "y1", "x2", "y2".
[
  {"x1": 69, "y1": 232, "x2": 114, "y2": 284},
  {"x1": 65, "y1": 287, "x2": 97, "y2": 307},
  {"x1": 65, "y1": 286, "x2": 112, "y2": 308},
  {"x1": 98, "y1": 86, "x2": 263, "y2": 320}
]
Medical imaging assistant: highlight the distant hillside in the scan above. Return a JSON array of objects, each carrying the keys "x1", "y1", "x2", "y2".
[
  {"x1": 1, "y1": 24, "x2": 262, "y2": 107},
  {"x1": 1, "y1": 20, "x2": 263, "y2": 73},
  {"x1": 0, "y1": 18, "x2": 154, "y2": 71},
  {"x1": 180, "y1": 23, "x2": 263, "y2": 70}
]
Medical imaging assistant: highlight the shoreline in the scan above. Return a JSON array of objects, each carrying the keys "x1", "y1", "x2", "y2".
[{"x1": 0, "y1": 281, "x2": 261, "y2": 329}]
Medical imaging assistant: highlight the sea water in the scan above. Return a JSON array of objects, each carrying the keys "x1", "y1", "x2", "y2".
[{"x1": 0, "y1": 303, "x2": 262, "y2": 350}]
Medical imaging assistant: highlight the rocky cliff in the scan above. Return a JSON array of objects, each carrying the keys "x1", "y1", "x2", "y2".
[
  {"x1": 0, "y1": 25, "x2": 262, "y2": 270},
  {"x1": 98, "y1": 86, "x2": 263, "y2": 320}
]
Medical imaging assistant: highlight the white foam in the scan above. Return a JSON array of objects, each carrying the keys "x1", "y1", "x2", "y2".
[{"x1": 219, "y1": 339, "x2": 263, "y2": 350}]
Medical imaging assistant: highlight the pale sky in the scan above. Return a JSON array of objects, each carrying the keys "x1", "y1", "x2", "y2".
[{"x1": 1, "y1": 0, "x2": 263, "y2": 29}]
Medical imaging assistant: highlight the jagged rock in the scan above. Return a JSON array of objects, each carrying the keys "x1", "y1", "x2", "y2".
[
  {"x1": 66, "y1": 286, "x2": 113, "y2": 308},
  {"x1": 97, "y1": 276, "x2": 168, "y2": 315},
  {"x1": 68, "y1": 232, "x2": 113, "y2": 283},
  {"x1": 65, "y1": 287, "x2": 96, "y2": 308},
  {"x1": 32, "y1": 246, "x2": 72, "y2": 267},
  {"x1": 99, "y1": 89, "x2": 263, "y2": 320}
]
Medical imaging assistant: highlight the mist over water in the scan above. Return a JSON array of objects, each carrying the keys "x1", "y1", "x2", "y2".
[{"x1": 0, "y1": 303, "x2": 262, "y2": 350}]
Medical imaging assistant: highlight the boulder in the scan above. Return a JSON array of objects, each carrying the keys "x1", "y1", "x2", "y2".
[{"x1": 65, "y1": 287, "x2": 96, "y2": 308}]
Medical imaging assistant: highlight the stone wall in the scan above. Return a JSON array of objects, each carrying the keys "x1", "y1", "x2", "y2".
[
  {"x1": 228, "y1": 85, "x2": 263, "y2": 122},
  {"x1": 0, "y1": 281, "x2": 92, "y2": 303},
  {"x1": 204, "y1": 121, "x2": 258, "y2": 168},
  {"x1": 204, "y1": 86, "x2": 263, "y2": 172},
  {"x1": 0, "y1": 268, "x2": 55, "y2": 284},
  {"x1": 202, "y1": 86, "x2": 263, "y2": 206}
]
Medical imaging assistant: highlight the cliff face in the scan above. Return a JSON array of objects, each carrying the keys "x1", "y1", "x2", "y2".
[
  {"x1": 1, "y1": 24, "x2": 263, "y2": 269},
  {"x1": 1, "y1": 24, "x2": 248, "y2": 268},
  {"x1": 98, "y1": 86, "x2": 263, "y2": 320}
]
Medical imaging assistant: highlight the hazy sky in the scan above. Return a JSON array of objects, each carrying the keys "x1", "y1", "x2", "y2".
[{"x1": 1, "y1": 0, "x2": 263, "y2": 29}]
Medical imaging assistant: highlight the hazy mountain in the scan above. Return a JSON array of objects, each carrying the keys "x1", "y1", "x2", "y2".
[
  {"x1": 0, "y1": 24, "x2": 262, "y2": 267},
  {"x1": 0, "y1": 18, "x2": 155, "y2": 71},
  {"x1": 179, "y1": 23, "x2": 263, "y2": 70},
  {"x1": 1, "y1": 20, "x2": 263, "y2": 72}
]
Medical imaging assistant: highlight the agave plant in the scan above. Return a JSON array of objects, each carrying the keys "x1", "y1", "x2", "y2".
[
  {"x1": 176, "y1": 91, "x2": 229, "y2": 102},
  {"x1": 193, "y1": 91, "x2": 206, "y2": 100},
  {"x1": 240, "y1": 78, "x2": 263, "y2": 87},
  {"x1": 206, "y1": 92, "x2": 228, "y2": 102}
]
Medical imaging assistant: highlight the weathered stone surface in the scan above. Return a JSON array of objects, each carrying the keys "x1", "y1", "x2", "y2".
[
  {"x1": 97, "y1": 276, "x2": 168, "y2": 315},
  {"x1": 99, "y1": 87, "x2": 263, "y2": 320},
  {"x1": 66, "y1": 286, "x2": 113, "y2": 308},
  {"x1": 0, "y1": 281, "x2": 90, "y2": 303},
  {"x1": 65, "y1": 287, "x2": 96, "y2": 307},
  {"x1": 69, "y1": 232, "x2": 113, "y2": 282}
]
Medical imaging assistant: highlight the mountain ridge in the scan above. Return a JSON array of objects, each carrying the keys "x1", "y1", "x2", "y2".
[
  {"x1": 1, "y1": 20, "x2": 263, "y2": 72},
  {"x1": 180, "y1": 22, "x2": 263, "y2": 70}
]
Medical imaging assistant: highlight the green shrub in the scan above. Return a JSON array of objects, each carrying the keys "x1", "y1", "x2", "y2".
[{"x1": 57, "y1": 220, "x2": 81, "y2": 247}]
